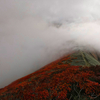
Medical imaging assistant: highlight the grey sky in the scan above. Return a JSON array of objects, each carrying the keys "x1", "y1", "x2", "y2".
[{"x1": 0, "y1": 0, "x2": 100, "y2": 88}]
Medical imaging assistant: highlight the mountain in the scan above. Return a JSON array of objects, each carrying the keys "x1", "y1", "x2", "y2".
[{"x1": 0, "y1": 50, "x2": 100, "y2": 100}]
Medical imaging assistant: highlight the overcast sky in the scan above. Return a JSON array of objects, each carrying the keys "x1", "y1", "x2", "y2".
[{"x1": 0, "y1": 0, "x2": 100, "y2": 88}]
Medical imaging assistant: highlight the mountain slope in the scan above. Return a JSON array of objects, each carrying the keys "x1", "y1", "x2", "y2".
[
  {"x1": 69, "y1": 50, "x2": 100, "y2": 67},
  {"x1": 0, "y1": 50, "x2": 100, "y2": 100}
]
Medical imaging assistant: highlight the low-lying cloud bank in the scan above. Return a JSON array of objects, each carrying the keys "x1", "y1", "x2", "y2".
[{"x1": 0, "y1": 0, "x2": 100, "y2": 88}]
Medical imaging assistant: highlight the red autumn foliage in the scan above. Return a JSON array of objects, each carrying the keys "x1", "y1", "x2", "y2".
[{"x1": 0, "y1": 55, "x2": 100, "y2": 100}]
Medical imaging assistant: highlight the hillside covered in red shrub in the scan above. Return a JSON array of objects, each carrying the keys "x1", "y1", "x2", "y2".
[{"x1": 0, "y1": 51, "x2": 100, "y2": 100}]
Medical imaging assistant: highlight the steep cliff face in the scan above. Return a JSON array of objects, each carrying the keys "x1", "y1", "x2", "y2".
[{"x1": 0, "y1": 50, "x2": 100, "y2": 100}]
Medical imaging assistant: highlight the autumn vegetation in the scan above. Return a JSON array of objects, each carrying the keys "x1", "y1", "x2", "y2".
[{"x1": 0, "y1": 55, "x2": 100, "y2": 100}]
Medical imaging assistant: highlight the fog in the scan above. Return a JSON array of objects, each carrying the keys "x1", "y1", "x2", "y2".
[{"x1": 0, "y1": 0, "x2": 100, "y2": 88}]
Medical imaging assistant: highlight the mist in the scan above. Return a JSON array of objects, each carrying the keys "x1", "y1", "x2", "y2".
[{"x1": 0, "y1": 0, "x2": 100, "y2": 88}]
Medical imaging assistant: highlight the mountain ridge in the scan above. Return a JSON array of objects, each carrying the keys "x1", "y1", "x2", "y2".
[{"x1": 0, "y1": 50, "x2": 100, "y2": 100}]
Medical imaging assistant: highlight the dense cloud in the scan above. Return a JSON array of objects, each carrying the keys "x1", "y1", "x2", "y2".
[{"x1": 0, "y1": 0, "x2": 100, "y2": 88}]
